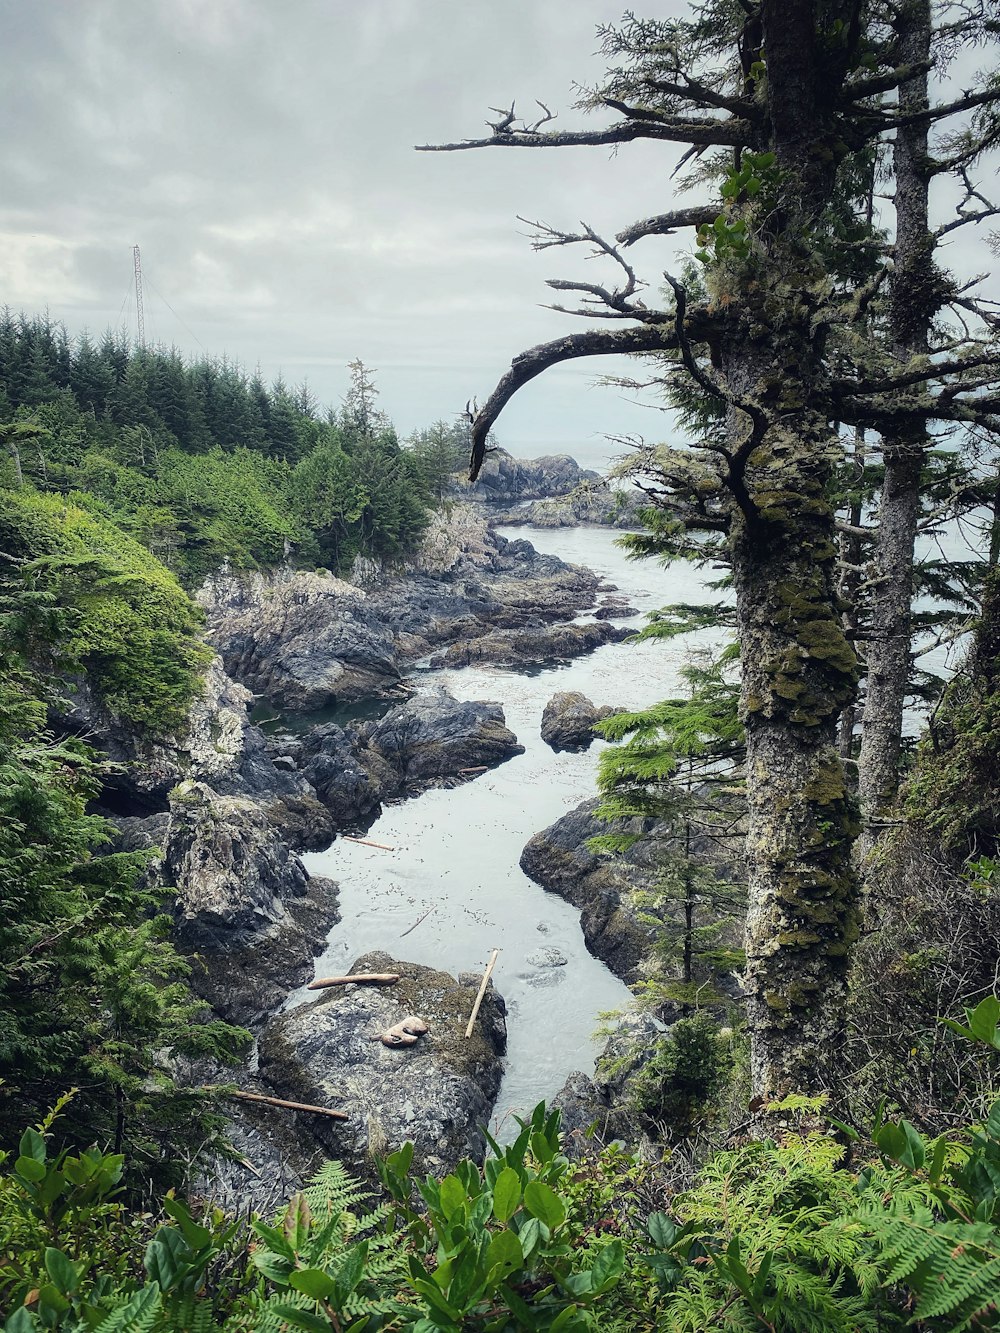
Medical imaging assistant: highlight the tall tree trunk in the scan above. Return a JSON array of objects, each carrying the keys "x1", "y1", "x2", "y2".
[
  {"x1": 731, "y1": 0, "x2": 863, "y2": 1101},
  {"x1": 858, "y1": 0, "x2": 932, "y2": 833}
]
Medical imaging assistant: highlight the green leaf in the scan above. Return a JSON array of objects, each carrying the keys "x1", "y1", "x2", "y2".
[
  {"x1": 523, "y1": 1180, "x2": 566, "y2": 1229},
  {"x1": 518, "y1": 1215, "x2": 546, "y2": 1259},
  {"x1": 15, "y1": 1156, "x2": 47, "y2": 1183},
  {"x1": 485, "y1": 1230, "x2": 524, "y2": 1287},
  {"x1": 251, "y1": 1221, "x2": 297, "y2": 1262},
  {"x1": 437, "y1": 1173, "x2": 467, "y2": 1221},
  {"x1": 334, "y1": 1242, "x2": 368, "y2": 1297},
  {"x1": 4, "y1": 1306, "x2": 37, "y2": 1333},
  {"x1": 162, "y1": 1196, "x2": 212, "y2": 1250},
  {"x1": 590, "y1": 1240, "x2": 625, "y2": 1293},
  {"x1": 43, "y1": 1249, "x2": 78, "y2": 1295},
  {"x1": 647, "y1": 1212, "x2": 679, "y2": 1249},
  {"x1": 267, "y1": 1304, "x2": 334, "y2": 1333},
  {"x1": 288, "y1": 1268, "x2": 337, "y2": 1300},
  {"x1": 19, "y1": 1128, "x2": 46, "y2": 1163},
  {"x1": 875, "y1": 1119, "x2": 926, "y2": 1170},
  {"x1": 492, "y1": 1167, "x2": 522, "y2": 1223}
]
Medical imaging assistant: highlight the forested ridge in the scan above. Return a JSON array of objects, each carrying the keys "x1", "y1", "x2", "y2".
[{"x1": 5, "y1": 0, "x2": 1000, "y2": 1329}]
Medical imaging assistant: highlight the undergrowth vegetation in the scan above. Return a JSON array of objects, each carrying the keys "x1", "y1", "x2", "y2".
[{"x1": 4, "y1": 1009, "x2": 1000, "y2": 1332}]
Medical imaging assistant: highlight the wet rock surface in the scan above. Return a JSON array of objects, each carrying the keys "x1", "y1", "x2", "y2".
[
  {"x1": 257, "y1": 952, "x2": 507, "y2": 1181},
  {"x1": 519, "y1": 797, "x2": 669, "y2": 983},
  {"x1": 296, "y1": 688, "x2": 524, "y2": 828},
  {"x1": 540, "y1": 691, "x2": 617, "y2": 753},
  {"x1": 198, "y1": 518, "x2": 604, "y2": 715},
  {"x1": 433, "y1": 621, "x2": 628, "y2": 671}
]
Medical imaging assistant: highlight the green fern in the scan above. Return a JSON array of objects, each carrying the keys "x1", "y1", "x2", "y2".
[{"x1": 859, "y1": 1200, "x2": 1000, "y2": 1330}]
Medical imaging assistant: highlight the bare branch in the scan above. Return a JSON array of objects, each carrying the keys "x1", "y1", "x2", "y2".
[
  {"x1": 468, "y1": 324, "x2": 676, "y2": 480},
  {"x1": 418, "y1": 114, "x2": 750, "y2": 154},
  {"x1": 617, "y1": 204, "x2": 720, "y2": 247}
]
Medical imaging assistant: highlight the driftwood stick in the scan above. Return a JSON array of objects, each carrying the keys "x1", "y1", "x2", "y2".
[
  {"x1": 458, "y1": 766, "x2": 488, "y2": 774},
  {"x1": 465, "y1": 949, "x2": 500, "y2": 1039},
  {"x1": 308, "y1": 972, "x2": 400, "y2": 990},
  {"x1": 341, "y1": 835, "x2": 395, "y2": 851},
  {"x1": 224, "y1": 1089, "x2": 349, "y2": 1121},
  {"x1": 400, "y1": 907, "x2": 434, "y2": 938}
]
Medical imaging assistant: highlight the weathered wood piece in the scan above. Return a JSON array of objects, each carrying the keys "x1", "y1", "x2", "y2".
[
  {"x1": 224, "y1": 1089, "x2": 349, "y2": 1120},
  {"x1": 308, "y1": 972, "x2": 400, "y2": 990},
  {"x1": 465, "y1": 948, "x2": 500, "y2": 1039},
  {"x1": 342, "y1": 835, "x2": 395, "y2": 850}
]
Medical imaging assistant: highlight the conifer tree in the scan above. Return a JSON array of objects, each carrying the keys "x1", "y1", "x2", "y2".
[{"x1": 425, "y1": 1, "x2": 1000, "y2": 1101}]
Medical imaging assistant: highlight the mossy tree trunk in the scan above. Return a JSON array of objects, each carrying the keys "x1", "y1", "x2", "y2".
[{"x1": 858, "y1": 0, "x2": 933, "y2": 836}]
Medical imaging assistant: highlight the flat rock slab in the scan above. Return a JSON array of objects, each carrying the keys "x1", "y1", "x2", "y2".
[{"x1": 257, "y1": 951, "x2": 506, "y2": 1181}]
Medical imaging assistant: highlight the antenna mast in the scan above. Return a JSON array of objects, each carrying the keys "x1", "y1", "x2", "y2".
[{"x1": 132, "y1": 244, "x2": 146, "y2": 348}]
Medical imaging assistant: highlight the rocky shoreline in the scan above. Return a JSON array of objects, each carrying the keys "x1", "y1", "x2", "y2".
[{"x1": 74, "y1": 500, "x2": 667, "y2": 1188}]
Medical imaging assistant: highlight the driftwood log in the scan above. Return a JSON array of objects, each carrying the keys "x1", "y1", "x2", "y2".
[
  {"x1": 223, "y1": 1089, "x2": 349, "y2": 1121},
  {"x1": 341, "y1": 835, "x2": 395, "y2": 851},
  {"x1": 308, "y1": 972, "x2": 400, "y2": 990},
  {"x1": 465, "y1": 949, "x2": 500, "y2": 1039}
]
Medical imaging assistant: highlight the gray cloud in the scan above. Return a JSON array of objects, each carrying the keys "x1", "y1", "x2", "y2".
[{"x1": 2, "y1": 1, "x2": 996, "y2": 464}]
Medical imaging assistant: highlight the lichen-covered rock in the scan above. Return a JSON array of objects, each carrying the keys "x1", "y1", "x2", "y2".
[
  {"x1": 257, "y1": 952, "x2": 507, "y2": 1180},
  {"x1": 540, "y1": 691, "x2": 617, "y2": 753},
  {"x1": 198, "y1": 568, "x2": 402, "y2": 713},
  {"x1": 163, "y1": 781, "x2": 340, "y2": 1025},
  {"x1": 485, "y1": 483, "x2": 645, "y2": 529}
]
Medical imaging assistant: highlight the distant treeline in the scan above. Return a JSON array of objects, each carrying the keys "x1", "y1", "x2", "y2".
[{"x1": 0, "y1": 310, "x2": 469, "y2": 581}]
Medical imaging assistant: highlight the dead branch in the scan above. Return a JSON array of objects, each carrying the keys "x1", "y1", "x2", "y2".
[
  {"x1": 308, "y1": 973, "x2": 400, "y2": 990},
  {"x1": 468, "y1": 323, "x2": 677, "y2": 480},
  {"x1": 222, "y1": 1089, "x2": 349, "y2": 1120},
  {"x1": 465, "y1": 949, "x2": 500, "y2": 1038}
]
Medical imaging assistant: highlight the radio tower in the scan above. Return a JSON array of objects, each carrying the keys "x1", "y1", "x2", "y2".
[{"x1": 132, "y1": 244, "x2": 146, "y2": 348}]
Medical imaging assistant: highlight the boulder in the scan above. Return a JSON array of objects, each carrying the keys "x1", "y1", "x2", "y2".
[
  {"x1": 257, "y1": 952, "x2": 507, "y2": 1180},
  {"x1": 540, "y1": 691, "x2": 617, "y2": 752},
  {"x1": 594, "y1": 599, "x2": 639, "y2": 621},
  {"x1": 519, "y1": 797, "x2": 667, "y2": 983},
  {"x1": 434, "y1": 621, "x2": 628, "y2": 670},
  {"x1": 467, "y1": 449, "x2": 600, "y2": 504},
  {"x1": 164, "y1": 780, "x2": 340, "y2": 1025},
  {"x1": 362, "y1": 689, "x2": 524, "y2": 787}
]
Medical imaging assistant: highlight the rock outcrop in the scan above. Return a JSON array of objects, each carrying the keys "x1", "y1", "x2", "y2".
[
  {"x1": 257, "y1": 952, "x2": 507, "y2": 1181},
  {"x1": 197, "y1": 568, "x2": 402, "y2": 713},
  {"x1": 466, "y1": 450, "x2": 600, "y2": 505},
  {"x1": 519, "y1": 797, "x2": 669, "y2": 983},
  {"x1": 361, "y1": 689, "x2": 524, "y2": 786},
  {"x1": 197, "y1": 517, "x2": 607, "y2": 715},
  {"x1": 540, "y1": 691, "x2": 617, "y2": 752},
  {"x1": 486, "y1": 484, "x2": 645, "y2": 530},
  {"x1": 68, "y1": 658, "x2": 333, "y2": 849},
  {"x1": 165, "y1": 780, "x2": 339, "y2": 1025},
  {"x1": 296, "y1": 688, "x2": 523, "y2": 828}
]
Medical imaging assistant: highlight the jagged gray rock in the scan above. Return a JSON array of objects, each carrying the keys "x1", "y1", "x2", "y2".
[
  {"x1": 540, "y1": 691, "x2": 617, "y2": 753},
  {"x1": 519, "y1": 797, "x2": 668, "y2": 983},
  {"x1": 164, "y1": 780, "x2": 339, "y2": 1025},
  {"x1": 257, "y1": 951, "x2": 507, "y2": 1181}
]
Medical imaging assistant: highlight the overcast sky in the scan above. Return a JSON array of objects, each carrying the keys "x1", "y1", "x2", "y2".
[{"x1": 2, "y1": 2, "x2": 997, "y2": 469}]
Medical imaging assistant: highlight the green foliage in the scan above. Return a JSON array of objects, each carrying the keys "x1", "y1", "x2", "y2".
[
  {"x1": 0, "y1": 487, "x2": 210, "y2": 733},
  {"x1": 0, "y1": 671, "x2": 247, "y2": 1159},
  {"x1": 378, "y1": 1102, "x2": 626, "y2": 1331},
  {"x1": 623, "y1": 1015, "x2": 729, "y2": 1136}
]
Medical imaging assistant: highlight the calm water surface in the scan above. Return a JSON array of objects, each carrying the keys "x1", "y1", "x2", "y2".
[{"x1": 299, "y1": 526, "x2": 724, "y2": 1129}]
